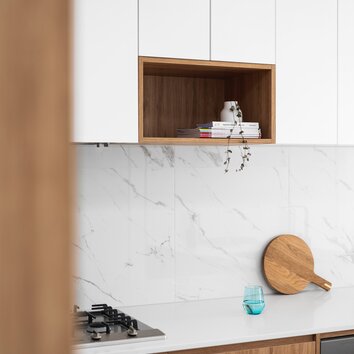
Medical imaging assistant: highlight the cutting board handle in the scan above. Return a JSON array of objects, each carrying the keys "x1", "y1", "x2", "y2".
[{"x1": 311, "y1": 273, "x2": 332, "y2": 291}]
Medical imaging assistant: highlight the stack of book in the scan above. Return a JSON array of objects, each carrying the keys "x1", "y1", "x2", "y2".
[{"x1": 177, "y1": 121, "x2": 261, "y2": 139}]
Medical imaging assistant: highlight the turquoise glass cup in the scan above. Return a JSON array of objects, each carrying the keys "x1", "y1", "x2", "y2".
[{"x1": 242, "y1": 285, "x2": 265, "y2": 315}]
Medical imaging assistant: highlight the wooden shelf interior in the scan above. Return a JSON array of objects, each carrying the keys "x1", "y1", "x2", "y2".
[{"x1": 139, "y1": 57, "x2": 275, "y2": 143}]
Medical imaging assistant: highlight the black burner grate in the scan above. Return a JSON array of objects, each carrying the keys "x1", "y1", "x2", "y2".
[{"x1": 73, "y1": 303, "x2": 139, "y2": 333}]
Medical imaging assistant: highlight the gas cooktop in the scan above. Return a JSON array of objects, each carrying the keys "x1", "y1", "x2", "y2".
[{"x1": 73, "y1": 303, "x2": 165, "y2": 348}]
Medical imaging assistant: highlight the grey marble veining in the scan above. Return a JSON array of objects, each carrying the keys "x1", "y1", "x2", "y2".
[{"x1": 75, "y1": 144, "x2": 354, "y2": 309}]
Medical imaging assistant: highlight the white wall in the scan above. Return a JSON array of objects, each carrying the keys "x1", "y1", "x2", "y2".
[{"x1": 75, "y1": 145, "x2": 354, "y2": 309}]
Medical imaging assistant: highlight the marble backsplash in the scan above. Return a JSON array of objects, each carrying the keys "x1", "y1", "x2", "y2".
[{"x1": 75, "y1": 144, "x2": 354, "y2": 309}]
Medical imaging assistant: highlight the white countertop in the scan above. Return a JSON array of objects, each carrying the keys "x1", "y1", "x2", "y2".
[{"x1": 75, "y1": 287, "x2": 354, "y2": 354}]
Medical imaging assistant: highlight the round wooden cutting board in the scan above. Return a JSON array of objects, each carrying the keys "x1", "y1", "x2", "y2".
[{"x1": 263, "y1": 234, "x2": 332, "y2": 295}]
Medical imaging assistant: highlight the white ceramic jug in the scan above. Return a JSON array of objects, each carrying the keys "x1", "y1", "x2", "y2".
[{"x1": 220, "y1": 101, "x2": 242, "y2": 123}]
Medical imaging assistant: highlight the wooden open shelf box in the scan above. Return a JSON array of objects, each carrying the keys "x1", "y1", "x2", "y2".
[{"x1": 139, "y1": 57, "x2": 275, "y2": 145}]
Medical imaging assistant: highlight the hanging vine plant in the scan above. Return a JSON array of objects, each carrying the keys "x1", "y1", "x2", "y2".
[{"x1": 223, "y1": 102, "x2": 251, "y2": 173}]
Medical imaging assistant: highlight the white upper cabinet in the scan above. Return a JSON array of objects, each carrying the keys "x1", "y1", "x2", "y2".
[
  {"x1": 211, "y1": 0, "x2": 275, "y2": 64},
  {"x1": 139, "y1": 0, "x2": 210, "y2": 60},
  {"x1": 338, "y1": 0, "x2": 354, "y2": 145},
  {"x1": 73, "y1": 0, "x2": 138, "y2": 143},
  {"x1": 276, "y1": 0, "x2": 337, "y2": 145}
]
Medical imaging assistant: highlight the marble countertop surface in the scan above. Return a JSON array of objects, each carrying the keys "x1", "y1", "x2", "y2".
[{"x1": 74, "y1": 287, "x2": 354, "y2": 354}]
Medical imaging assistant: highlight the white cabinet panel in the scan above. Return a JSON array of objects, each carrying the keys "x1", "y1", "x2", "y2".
[
  {"x1": 276, "y1": 0, "x2": 337, "y2": 144},
  {"x1": 338, "y1": 0, "x2": 354, "y2": 145},
  {"x1": 139, "y1": 0, "x2": 209, "y2": 60},
  {"x1": 211, "y1": 0, "x2": 275, "y2": 64},
  {"x1": 74, "y1": 0, "x2": 138, "y2": 143}
]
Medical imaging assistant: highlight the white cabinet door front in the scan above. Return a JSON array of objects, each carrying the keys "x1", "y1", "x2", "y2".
[
  {"x1": 139, "y1": 0, "x2": 210, "y2": 60},
  {"x1": 338, "y1": 0, "x2": 354, "y2": 145},
  {"x1": 276, "y1": 0, "x2": 337, "y2": 144},
  {"x1": 74, "y1": 0, "x2": 138, "y2": 143},
  {"x1": 211, "y1": 0, "x2": 275, "y2": 64}
]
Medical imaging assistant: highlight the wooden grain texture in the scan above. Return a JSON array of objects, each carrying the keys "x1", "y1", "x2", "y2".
[
  {"x1": 319, "y1": 329, "x2": 354, "y2": 339},
  {"x1": 271, "y1": 342, "x2": 315, "y2": 354},
  {"x1": 141, "y1": 137, "x2": 274, "y2": 145},
  {"x1": 139, "y1": 56, "x2": 145, "y2": 143},
  {"x1": 166, "y1": 348, "x2": 270, "y2": 354},
  {"x1": 263, "y1": 235, "x2": 332, "y2": 295},
  {"x1": 142, "y1": 56, "x2": 274, "y2": 72},
  {"x1": 271, "y1": 67, "x2": 276, "y2": 143},
  {"x1": 143, "y1": 75, "x2": 225, "y2": 137},
  {"x1": 165, "y1": 342, "x2": 315, "y2": 354},
  {"x1": 164, "y1": 335, "x2": 315, "y2": 354},
  {"x1": 139, "y1": 56, "x2": 275, "y2": 144},
  {"x1": 0, "y1": 0, "x2": 72, "y2": 354},
  {"x1": 224, "y1": 71, "x2": 273, "y2": 139},
  {"x1": 315, "y1": 334, "x2": 321, "y2": 354},
  {"x1": 220, "y1": 349, "x2": 270, "y2": 354}
]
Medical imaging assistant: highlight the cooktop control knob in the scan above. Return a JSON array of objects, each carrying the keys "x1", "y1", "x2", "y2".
[
  {"x1": 91, "y1": 331, "x2": 102, "y2": 341},
  {"x1": 127, "y1": 325, "x2": 138, "y2": 337}
]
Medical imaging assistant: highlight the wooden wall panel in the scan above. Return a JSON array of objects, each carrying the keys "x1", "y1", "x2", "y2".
[
  {"x1": 144, "y1": 75, "x2": 225, "y2": 137},
  {"x1": 0, "y1": 1, "x2": 72, "y2": 354},
  {"x1": 225, "y1": 71, "x2": 273, "y2": 139}
]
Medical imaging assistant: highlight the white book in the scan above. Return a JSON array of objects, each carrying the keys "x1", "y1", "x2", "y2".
[
  {"x1": 209, "y1": 134, "x2": 260, "y2": 138},
  {"x1": 199, "y1": 127, "x2": 260, "y2": 133},
  {"x1": 177, "y1": 128, "x2": 261, "y2": 138},
  {"x1": 197, "y1": 121, "x2": 259, "y2": 128}
]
